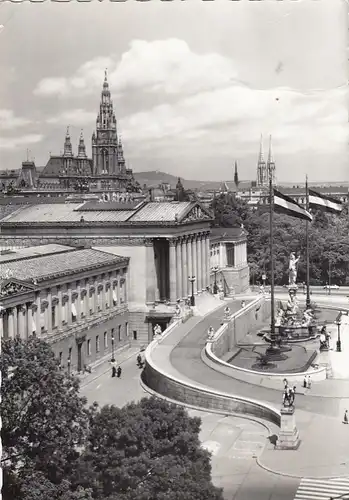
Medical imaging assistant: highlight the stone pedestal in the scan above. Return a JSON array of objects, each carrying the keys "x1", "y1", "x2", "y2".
[{"x1": 276, "y1": 406, "x2": 300, "y2": 450}]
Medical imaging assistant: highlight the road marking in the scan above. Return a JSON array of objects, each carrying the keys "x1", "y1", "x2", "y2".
[
  {"x1": 294, "y1": 477, "x2": 349, "y2": 499},
  {"x1": 96, "y1": 384, "x2": 101, "y2": 389}
]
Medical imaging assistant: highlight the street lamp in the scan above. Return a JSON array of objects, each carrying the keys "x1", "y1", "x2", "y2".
[
  {"x1": 188, "y1": 276, "x2": 196, "y2": 306},
  {"x1": 111, "y1": 333, "x2": 115, "y2": 362},
  {"x1": 336, "y1": 313, "x2": 342, "y2": 352},
  {"x1": 212, "y1": 266, "x2": 219, "y2": 294}
]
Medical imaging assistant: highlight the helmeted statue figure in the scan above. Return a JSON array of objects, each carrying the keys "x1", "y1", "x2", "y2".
[{"x1": 288, "y1": 252, "x2": 300, "y2": 287}]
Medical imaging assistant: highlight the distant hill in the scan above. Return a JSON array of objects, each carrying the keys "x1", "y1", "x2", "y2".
[{"x1": 133, "y1": 170, "x2": 244, "y2": 191}]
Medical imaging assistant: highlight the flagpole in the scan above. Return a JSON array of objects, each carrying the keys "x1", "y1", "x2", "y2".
[
  {"x1": 305, "y1": 175, "x2": 311, "y2": 309},
  {"x1": 269, "y1": 167, "x2": 275, "y2": 339}
]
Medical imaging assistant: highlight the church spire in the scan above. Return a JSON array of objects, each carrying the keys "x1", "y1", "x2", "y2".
[
  {"x1": 96, "y1": 69, "x2": 116, "y2": 130},
  {"x1": 63, "y1": 126, "x2": 73, "y2": 157},
  {"x1": 267, "y1": 134, "x2": 276, "y2": 186},
  {"x1": 77, "y1": 130, "x2": 87, "y2": 158},
  {"x1": 257, "y1": 134, "x2": 267, "y2": 187},
  {"x1": 117, "y1": 137, "x2": 126, "y2": 171},
  {"x1": 234, "y1": 160, "x2": 239, "y2": 189}
]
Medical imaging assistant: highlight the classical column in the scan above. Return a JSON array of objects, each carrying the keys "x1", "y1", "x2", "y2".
[
  {"x1": 94, "y1": 278, "x2": 98, "y2": 312},
  {"x1": 101, "y1": 278, "x2": 106, "y2": 312},
  {"x1": 176, "y1": 238, "x2": 182, "y2": 300},
  {"x1": 108, "y1": 274, "x2": 113, "y2": 309},
  {"x1": 169, "y1": 239, "x2": 177, "y2": 303},
  {"x1": 201, "y1": 235, "x2": 206, "y2": 290},
  {"x1": 67, "y1": 285, "x2": 73, "y2": 325},
  {"x1": 86, "y1": 281, "x2": 91, "y2": 316},
  {"x1": 35, "y1": 294, "x2": 41, "y2": 335},
  {"x1": 55, "y1": 287, "x2": 62, "y2": 328},
  {"x1": 18, "y1": 306, "x2": 26, "y2": 339},
  {"x1": 146, "y1": 242, "x2": 156, "y2": 305},
  {"x1": 187, "y1": 236, "x2": 192, "y2": 284},
  {"x1": 13, "y1": 306, "x2": 18, "y2": 337},
  {"x1": 46, "y1": 290, "x2": 52, "y2": 333},
  {"x1": 181, "y1": 236, "x2": 188, "y2": 298},
  {"x1": 123, "y1": 270, "x2": 128, "y2": 303},
  {"x1": 192, "y1": 236, "x2": 198, "y2": 294},
  {"x1": 206, "y1": 234, "x2": 210, "y2": 292},
  {"x1": 197, "y1": 234, "x2": 202, "y2": 292},
  {"x1": 0, "y1": 310, "x2": 4, "y2": 339},
  {"x1": 8, "y1": 309, "x2": 14, "y2": 338},
  {"x1": 116, "y1": 274, "x2": 121, "y2": 305}
]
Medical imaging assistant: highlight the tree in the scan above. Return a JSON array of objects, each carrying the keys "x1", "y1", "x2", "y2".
[
  {"x1": 1, "y1": 336, "x2": 90, "y2": 500},
  {"x1": 210, "y1": 193, "x2": 250, "y2": 228},
  {"x1": 72, "y1": 398, "x2": 223, "y2": 500}
]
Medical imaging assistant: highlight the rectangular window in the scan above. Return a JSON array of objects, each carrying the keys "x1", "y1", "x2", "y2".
[
  {"x1": 133, "y1": 330, "x2": 137, "y2": 340},
  {"x1": 96, "y1": 335, "x2": 100, "y2": 353},
  {"x1": 118, "y1": 324, "x2": 122, "y2": 342},
  {"x1": 51, "y1": 306, "x2": 56, "y2": 329},
  {"x1": 125, "y1": 322, "x2": 129, "y2": 337},
  {"x1": 87, "y1": 339, "x2": 91, "y2": 356},
  {"x1": 104, "y1": 331, "x2": 108, "y2": 349},
  {"x1": 226, "y1": 243, "x2": 235, "y2": 267}
]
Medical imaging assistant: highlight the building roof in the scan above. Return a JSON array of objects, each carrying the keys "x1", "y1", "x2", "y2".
[
  {"x1": 0, "y1": 244, "x2": 74, "y2": 263},
  {"x1": 210, "y1": 226, "x2": 247, "y2": 241},
  {"x1": 0, "y1": 248, "x2": 127, "y2": 282},
  {"x1": 128, "y1": 201, "x2": 192, "y2": 222},
  {"x1": 1, "y1": 200, "x2": 213, "y2": 226},
  {"x1": 0, "y1": 203, "x2": 136, "y2": 223}
]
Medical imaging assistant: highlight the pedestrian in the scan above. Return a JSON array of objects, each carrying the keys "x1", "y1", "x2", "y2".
[
  {"x1": 117, "y1": 366, "x2": 122, "y2": 378},
  {"x1": 343, "y1": 410, "x2": 348, "y2": 424},
  {"x1": 307, "y1": 375, "x2": 311, "y2": 389},
  {"x1": 303, "y1": 376, "x2": 307, "y2": 388},
  {"x1": 111, "y1": 360, "x2": 116, "y2": 378},
  {"x1": 137, "y1": 354, "x2": 142, "y2": 367}
]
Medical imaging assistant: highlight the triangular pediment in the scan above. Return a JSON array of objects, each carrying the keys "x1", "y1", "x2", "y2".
[
  {"x1": 180, "y1": 203, "x2": 213, "y2": 223},
  {"x1": 0, "y1": 278, "x2": 36, "y2": 298}
]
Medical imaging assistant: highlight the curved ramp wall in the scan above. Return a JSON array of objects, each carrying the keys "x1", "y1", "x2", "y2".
[{"x1": 142, "y1": 301, "x2": 281, "y2": 428}]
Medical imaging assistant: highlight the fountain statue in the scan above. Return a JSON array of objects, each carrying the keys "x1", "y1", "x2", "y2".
[{"x1": 288, "y1": 252, "x2": 300, "y2": 287}]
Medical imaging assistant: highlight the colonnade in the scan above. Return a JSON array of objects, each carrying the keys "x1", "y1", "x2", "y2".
[
  {"x1": 1, "y1": 269, "x2": 127, "y2": 339},
  {"x1": 234, "y1": 241, "x2": 247, "y2": 266},
  {"x1": 169, "y1": 231, "x2": 210, "y2": 303}
]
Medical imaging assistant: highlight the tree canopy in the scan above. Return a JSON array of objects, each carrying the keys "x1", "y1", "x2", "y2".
[
  {"x1": 210, "y1": 192, "x2": 349, "y2": 285},
  {"x1": 1, "y1": 337, "x2": 222, "y2": 500}
]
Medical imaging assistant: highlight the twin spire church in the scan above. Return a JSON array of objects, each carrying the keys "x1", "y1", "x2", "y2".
[{"x1": 256, "y1": 135, "x2": 276, "y2": 188}]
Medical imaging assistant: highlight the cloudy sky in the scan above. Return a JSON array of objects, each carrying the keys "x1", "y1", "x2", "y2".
[{"x1": 0, "y1": 0, "x2": 347, "y2": 183}]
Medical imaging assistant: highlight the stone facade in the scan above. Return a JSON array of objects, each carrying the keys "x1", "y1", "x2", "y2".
[{"x1": 0, "y1": 248, "x2": 130, "y2": 373}]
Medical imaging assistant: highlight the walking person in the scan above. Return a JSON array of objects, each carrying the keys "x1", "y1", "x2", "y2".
[
  {"x1": 303, "y1": 376, "x2": 307, "y2": 389},
  {"x1": 117, "y1": 366, "x2": 122, "y2": 378},
  {"x1": 111, "y1": 360, "x2": 117, "y2": 378},
  {"x1": 283, "y1": 378, "x2": 288, "y2": 390},
  {"x1": 343, "y1": 410, "x2": 348, "y2": 424},
  {"x1": 137, "y1": 354, "x2": 142, "y2": 367},
  {"x1": 307, "y1": 375, "x2": 312, "y2": 390}
]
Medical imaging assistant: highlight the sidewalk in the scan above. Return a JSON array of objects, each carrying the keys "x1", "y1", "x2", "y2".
[{"x1": 258, "y1": 410, "x2": 349, "y2": 478}]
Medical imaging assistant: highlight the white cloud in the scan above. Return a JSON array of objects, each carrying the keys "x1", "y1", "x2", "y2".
[
  {"x1": 0, "y1": 134, "x2": 43, "y2": 150},
  {"x1": 33, "y1": 39, "x2": 237, "y2": 98},
  {"x1": 120, "y1": 85, "x2": 346, "y2": 155},
  {"x1": 0, "y1": 109, "x2": 32, "y2": 130},
  {"x1": 46, "y1": 109, "x2": 96, "y2": 126}
]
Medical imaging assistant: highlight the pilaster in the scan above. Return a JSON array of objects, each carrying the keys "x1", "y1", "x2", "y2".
[
  {"x1": 197, "y1": 234, "x2": 202, "y2": 292},
  {"x1": 181, "y1": 236, "x2": 188, "y2": 298},
  {"x1": 169, "y1": 239, "x2": 177, "y2": 303},
  {"x1": 176, "y1": 238, "x2": 183, "y2": 300}
]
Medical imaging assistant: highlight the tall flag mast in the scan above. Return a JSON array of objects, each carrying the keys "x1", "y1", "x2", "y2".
[
  {"x1": 305, "y1": 175, "x2": 311, "y2": 309},
  {"x1": 269, "y1": 165, "x2": 276, "y2": 341}
]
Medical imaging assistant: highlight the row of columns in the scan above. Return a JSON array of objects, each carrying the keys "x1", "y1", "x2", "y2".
[
  {"x1": 2, "y1": 270, "x2": 127, "y2": 339},
  {"x1": 235, "y1": 241, "x2": 247, "y2": 266},
  {"x1": 169, "y1": 231, "x2": 210, "y2": 303}
]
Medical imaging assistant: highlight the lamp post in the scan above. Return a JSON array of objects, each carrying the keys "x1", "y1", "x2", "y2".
[
  {"x1": 111, "y1": 333, "x2": 115, "y2": 362},
  {"x1": 336, "y1": 314, "x2": 342, "y2": 352},
  {"x1": 212, "y1": 266, "x2": 219, "y2": 294},
  {"x1": 188, "y1": 276, "x2": 196, "y2": 306}
]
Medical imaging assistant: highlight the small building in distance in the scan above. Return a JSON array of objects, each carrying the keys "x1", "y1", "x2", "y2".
[
  {"x1": 209, "y1": 227, "x2": 249, "y2": 295},
  {"x1": 0, "y1": 244, "x2": 130, "y2": 373}
]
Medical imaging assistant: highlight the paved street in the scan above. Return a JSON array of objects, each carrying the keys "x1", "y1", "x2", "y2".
[{"x1": 294, "y1": 477, "x2": 349, "y2": 500}]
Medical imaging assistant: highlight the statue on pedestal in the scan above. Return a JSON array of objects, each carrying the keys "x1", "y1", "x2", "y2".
[{"x1": 288, "y1": 253, "x2": 300, "y2": 287}]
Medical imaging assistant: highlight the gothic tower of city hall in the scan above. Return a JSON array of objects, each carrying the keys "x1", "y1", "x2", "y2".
[{"x1": 91, "y1": 70, "x2": 126, "y2": 176}]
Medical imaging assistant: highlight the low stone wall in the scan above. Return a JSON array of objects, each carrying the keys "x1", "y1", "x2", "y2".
[
  {"x1": 211, "y1": 296, "x2": 270, "y2": 358},
  {"x1": 142, "y1": 305, "x2": 281, "y2": 427}
]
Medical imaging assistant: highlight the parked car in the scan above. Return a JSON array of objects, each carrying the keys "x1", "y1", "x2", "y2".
[{"x1": 323, "y1": 284, "x2": 340, "y2": 290}]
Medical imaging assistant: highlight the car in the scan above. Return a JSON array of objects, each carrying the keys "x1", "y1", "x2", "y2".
[{"x1": 323, "y1": 284, "x2": 340, "y2": 290}]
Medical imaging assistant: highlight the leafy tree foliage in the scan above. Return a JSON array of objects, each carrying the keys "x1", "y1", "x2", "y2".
[
  {"x1": 211, "y1": 193, "x2": 349, "y2": 285},
  {"x1": 72, "y1": 398, "x2": 223, "y2": 500},
  {"x1": 1, "y1": 336, "x2": 90, "y2": 500},
  {"x1": 2, "y1": 338, "x2": 222, "y2": 500}
]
